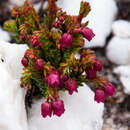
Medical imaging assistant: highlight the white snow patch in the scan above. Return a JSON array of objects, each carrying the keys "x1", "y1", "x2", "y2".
[
  {"x1": 106, "y1": 36, "x2": 130, "y2": 65},
  {"x1": 9, "y1": 0, "x2": 26, "y2": 6},
  {"x1": 112, "y1": 20, "x2": 130, "y2": 38},
  {"x1": 57, "y1": 0, "x2": 117, "y2": 47},
  {"x1": 0, "y1": 41, "x2": 28, "y2": 79},
  {"x1": 0, "y1": 41, "x2": 28, "y2": 130},
  {"x1": 0, "y1": 28, "x2": 10, "y2": 42},
  {"x1": 28, "y1": 84, "x2": 104, "y2": 130},
  {"x1": 114, "y1": 65, "x2": 130, "y2": 94}
]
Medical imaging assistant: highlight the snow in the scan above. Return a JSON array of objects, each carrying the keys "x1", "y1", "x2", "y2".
[
  {"x1": 112, "y1": 20, "x2": 130, "y2": 38},
  {"x1": 57, "y1": 0, "x2": 117, "y2": 47},
  {"x1": 107, "y1": 20, "x2": 130, "y2": 93},
  {"x1": 9, "y1": 0, "x2": 26, "y2": 6},
  {"x1": 106, "y1": 36, "x2": 130, "y2": 65},
  {"x1": 28, "y1": 84, "x2": 104, "y2": 130},
  {"x1": 114, "y1": 65, "x2": 130, "y2": 94},
  {"x1": 0, "y1": 41, "x2": 28, "y2": 130},
  {"x1": 0, "y1": 28, "x2": 10, "y2": 42},
  {"x1": 0, "y1": 41, "x2": 28, "y2": 79}
]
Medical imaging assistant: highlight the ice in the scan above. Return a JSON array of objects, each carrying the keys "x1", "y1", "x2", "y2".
[{"x1": 114, "y1": 65, "x2": 130, "y2": 94}]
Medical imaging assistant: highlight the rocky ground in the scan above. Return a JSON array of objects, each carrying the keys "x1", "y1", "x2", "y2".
[
  {"x1": 95, "y1": 47, "x2": 130, "y2": 130},
  {"x1": 99, "y1": 0, "x2": 130, "y2": 129}
]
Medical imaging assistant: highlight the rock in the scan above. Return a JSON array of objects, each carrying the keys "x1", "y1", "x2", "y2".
[
  {"x1": 106, "y1": 36, "x2": 130, "y2": 65},
  {"x1": 112, "y1": 20, "x2": 130, "y2": 38},
  {"x1": 0, "y1": 28, "x2": 10, "y2": 42},
  {"x1": 0, "y1": 41, "x2": 28, "y2": 130},
  {"x1": 28, "y1": 84, "x2": 104, "y2": 130},
  {"x1": 57, "y1": 0, "x2": 117, "y2": 47},
  {"x1": 114, "y1": 65, "x2": 130, "y2": 94},
  {"x1": 116, "y1": 0, "x2": 130, "y2": 21},
  {"x1": 0, "y1": 0, "x2": 10, "y2": 24}
]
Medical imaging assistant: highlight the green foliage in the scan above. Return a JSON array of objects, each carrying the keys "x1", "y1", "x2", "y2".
[
  {"x1": 31, "y1": 73, "x2": 49, "y2": 98},
  {"x1": 4, "y1": 20, "x2": 18, "y2": 33},
  {"x1": 79, "y1": 1, "x2": 91, "y2": 19}
]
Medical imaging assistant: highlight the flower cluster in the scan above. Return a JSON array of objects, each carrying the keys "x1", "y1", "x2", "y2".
[
  {"x1": 4, "y1": 0, "x2": 115, "y2": 118},
  {"x1": 41, "y1": 99, "x2": 65, "y2": 118},
  {"x1": 95, "y1": 82, "x2": 115, "y2": 103}
]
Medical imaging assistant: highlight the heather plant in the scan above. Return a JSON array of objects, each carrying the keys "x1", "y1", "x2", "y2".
[{"x1": 4, "y1": 0, "x2": 115, "y2": 118}]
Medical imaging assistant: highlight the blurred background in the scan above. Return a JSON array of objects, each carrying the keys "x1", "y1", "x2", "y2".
[{"x1": 0, "y1": 0, "x2": 130, "y2": 130}]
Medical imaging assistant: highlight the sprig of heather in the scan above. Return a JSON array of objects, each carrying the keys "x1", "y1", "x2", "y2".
[{"x1": 4, "y1": 0, "x2": 115, "y2": 118}]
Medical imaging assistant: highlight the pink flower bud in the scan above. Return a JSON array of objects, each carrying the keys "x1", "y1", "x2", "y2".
[
  {"x1": 53, "y1": 22, "x2": 59, "y2": 28},
  {"x1": 61, "y1": 33, "x2": 73, "y2": 49},
  {"x1": 94, "y1": 89, "x2": 106, "y2": 103},
  {"x1": 74, "y1": 28, "x2": 82, "y2": 33},
  {"x1": 24, "y1": 6, "x2": 30, "y2": 14},
  {"x1": 65, "y1": 78, "x2": 78, "y2": 95},
  {"x1": 52, "y1": 99, "x2": 65, "y2": 117},
  {"x1": 82, "y1": 27, "x2": 95, "y2": 41},
  {"x1": 24, "y1": 49, "x2": 31, "y2": 58},
  {"x1": 53, "y1": 21, "x2": 61, "y2": 28},
  {"x1": 41, "y1": 101, "x2": 52, "y2": 118},
  {"x1": 35, "y1": 59, "x2": 44, "y2": 70},
  {"x1": 57, "y1": 20, "x2": 61, "y2": 25},
  {"x1": 29, "y1": 54, "x2": 37, "y2": 61},
  {"x1": 20, "y1": 35, "x2": 26, "y2": 42},
  {"x1": 105, "y1": 83, "x2": 115, "y2": 96},
  {"x1": 86, "y1": 68, "x2": 96, "y2": 79},
  {"x1": 15, "y1": 12, "x2": 20, "y2": 18},
  {"x1": 38, "y1": 42, "x2": 43, "y2": 49},
  {"x1": 94, "y1": 60, "x2": 102, "y2": 71},
  {"x1": 59, "y1": 74, "x2": 69, "y2": 88},
  {"x1": 45, "y1": 71, "x2": 60, "y2": 88},
  {"x1": 57, "y1": 43, "x2": 61, "y2": 50},
  {"x1": 50, "y1": 69, "x2": 59, "y2": 74},
  {"x1": 59, "y1": 16, "x2": 64, "y2": 21},
  {"x1": 30, "y1": 36, "x2": 39, "y2": 47},
  {"x1": 21, "y1": 57, "x2": 28, "y2": 67},
  {"x1": 60, "y1": 74, "x2": 69, "y2": 82}
]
